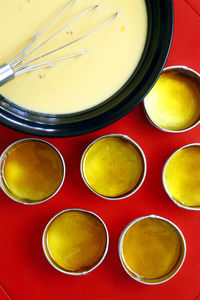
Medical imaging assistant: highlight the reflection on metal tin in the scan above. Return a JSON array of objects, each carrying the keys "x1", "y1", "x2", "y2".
[
  {"x1": 42, "y1": 208, "x2": 109, "y2": 275},
  {"x1": 0, "y1": 138, "x2": 65, "y2": 205},
  {"x1": 144, "y1": 66, "x2": 200, "y2": 133},
  {"x1": 163, "y1": 143, "x2": 200, "y2": 210},
  {"x1": 118, "y1": 215, "x2": 186, "y2": 285},
  {"x1": 80, "y1": 134, "x2": 147, "y2": 200}
]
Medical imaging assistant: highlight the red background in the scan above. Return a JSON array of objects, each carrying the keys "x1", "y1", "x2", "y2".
[{"x1": 0, "y1": 0, "x2": 200, "y2": 299}]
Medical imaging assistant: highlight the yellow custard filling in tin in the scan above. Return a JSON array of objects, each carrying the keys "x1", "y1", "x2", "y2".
[
  {"x1": 82, "y1": 136, "x2": 145, "y2": 198},
  {"x1": 0, "y1": 140, "x2": 64, "y2": 203},
  {"x1": 45, "y1": 210, "x2": 107, "y2": 273},
  {"x1": 164, "y1": 146, "x2": 200, "y2": 207},
  {"x1": 145, "y1": 70, "x2": 200, "y2": 131},
  {"x1": 122, "y1": 218, "x2": 181, "y2": 279}
]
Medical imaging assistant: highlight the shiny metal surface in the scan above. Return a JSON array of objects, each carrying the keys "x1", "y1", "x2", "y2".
[{"x1": 0, "y1": 64, "x2": 14, "y2": 87}]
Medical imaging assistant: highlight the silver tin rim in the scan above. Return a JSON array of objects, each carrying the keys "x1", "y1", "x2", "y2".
[
  {"x1": 143, "y1": 65, "x2": 200, "y2": 133},
  {"x1": 162, "y1": 143, "x2": 200, "y2": 211},
  {"x1": 80, "y1": 134, "x2": 147, "y2": 200},
  {"x1": 0, "y1": 138, "x2": 66, "y2": 205},
  {"x1": 42, "y1": 208, "x2": 109, "y2": 275},
  {"x1": 118, "y1": 215, "x2": 186, "y2": 285}
]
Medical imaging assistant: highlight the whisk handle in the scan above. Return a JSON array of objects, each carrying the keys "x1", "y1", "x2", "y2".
[{"x1": 0, "y1": 64, "x2": 15, "y2": 87}]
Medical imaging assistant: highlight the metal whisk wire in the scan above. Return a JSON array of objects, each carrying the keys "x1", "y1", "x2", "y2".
[
  {"x1": 0, "y1": 0, "x2": 118, "y2": 86},
  {"x1": 9, "y1": 0, "x2": 78, "y2": 67}
]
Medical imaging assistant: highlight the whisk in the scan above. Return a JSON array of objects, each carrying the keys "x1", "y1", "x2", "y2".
[{"x1": 0, "y1": 0, "x2": 118, "y2": 87}]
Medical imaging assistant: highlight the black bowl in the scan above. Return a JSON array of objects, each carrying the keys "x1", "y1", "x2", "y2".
[{"x1": 0, "y1": 0, "x2": 174, "y2": 137}]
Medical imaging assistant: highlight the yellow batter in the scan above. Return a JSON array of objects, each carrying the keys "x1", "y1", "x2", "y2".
[{"x1": 0, "y1": 0, "x2": 147, "y2": 114}]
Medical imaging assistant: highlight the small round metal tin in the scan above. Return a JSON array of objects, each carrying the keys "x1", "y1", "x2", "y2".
[
  {"x1": 80, "y1": 134, "x2": 147, "y2": 200},
  {"x1": 42, "y1": 208, "x2": 109, "y2": 275},
  {"x1": 144, "y1": 66, "x2": 200, "y2": 133},
  {"x1": 118, "y1": 215, "x2": 186, "y2": 285},
  {"x1": 163, "y1": 143, "x2": 200, "y2": 210},
  {"x1": 0, "y1": 138, "x2": 65, "y2": 205}
]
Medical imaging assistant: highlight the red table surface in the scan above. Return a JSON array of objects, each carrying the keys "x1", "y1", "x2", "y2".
[{"x1": 0, "y1": 0, "x2": 200, "y2": 299}]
